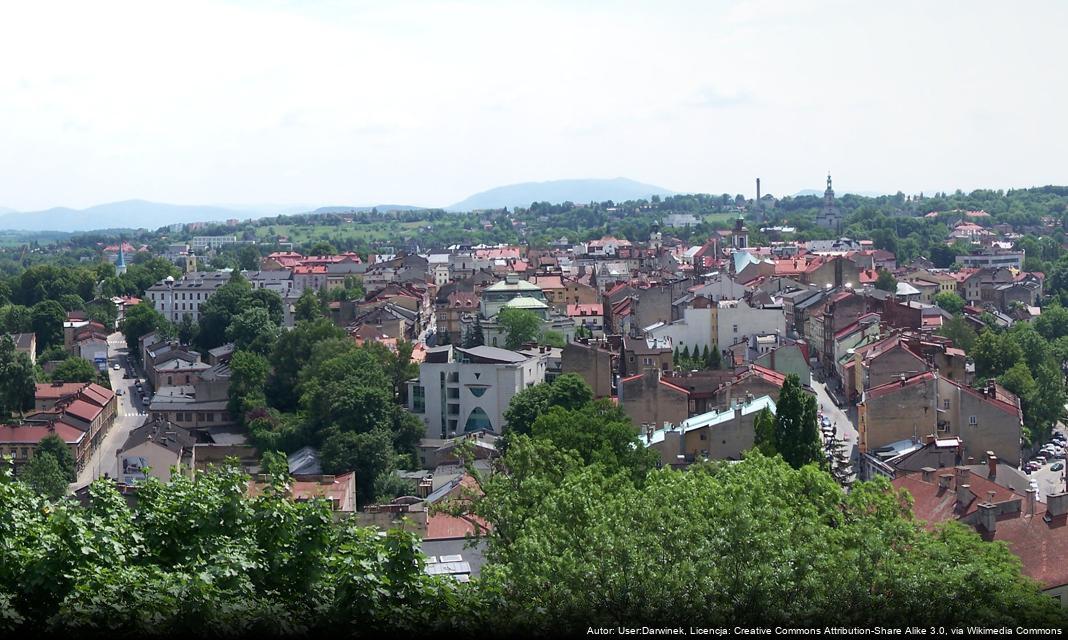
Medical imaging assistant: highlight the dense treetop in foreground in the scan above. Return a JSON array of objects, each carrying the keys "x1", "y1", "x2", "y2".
[{"x1": 1, "y1": 443, "x2": 1062, "y2": 633}]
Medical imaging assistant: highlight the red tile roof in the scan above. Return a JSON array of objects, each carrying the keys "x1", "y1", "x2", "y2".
[
  {"x1": 864, "y1": 371, "x2": 934, "y2": 401},
  {"x1": 35, "y1": 382, "x2": 86, "y2": 400},
  {"x1": 0, "y1": 423, "x2": 85, "y2": 444},
  {"x1": 894, "y1": 471, "x2": 1068, "y2": 590},
  {"x1": 64, "y1": 399, "x2": 102, "y2": 423}
]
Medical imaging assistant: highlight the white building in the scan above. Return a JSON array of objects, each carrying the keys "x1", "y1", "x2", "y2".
[
  {"x1": 145, "y1": 272, "x2": 231, "y2": 323},
  {"x1": 647, "y1": 299, "x2": 785, "y2": 353},
  {"x1": 190, "y1": 236, "x2": 238, "y2": 252},
  {"x1": 407, "y1": 345, "x2": 549, "y2": 439}
]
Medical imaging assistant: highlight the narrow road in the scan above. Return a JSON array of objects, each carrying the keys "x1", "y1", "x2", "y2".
[
  {"x1": 72, "y1": 332, "x2": 148, "y2": 489},
  {"x1": 810, "y1": 376, "x2": 858, "y2": 482}
]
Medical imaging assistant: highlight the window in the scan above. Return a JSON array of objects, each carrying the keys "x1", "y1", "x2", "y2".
[
  {"x1": 447, "y1": 404, "x2": 460, "y2": 415},
  {"x1": 969, "y1": 415, "x2": 978, "y2": 425},
  {"x1": 447, "y1": 388, "x2": 460, "y2": 399},
  {"x1": 413, "y1": 386, "x2": 425, "y2": 413},
  {"x1": 204, "y1": 413, "x2": 214, "y2": 422},
  {"x1": 943, "y1": 399, "x2": 950, "y2": 410},
  {"x1": 464, "y1": 407, "x2": 493, "y2": 433},
  {"x1": 732, "y1": 324, "x2": 738, "y2": 333}
]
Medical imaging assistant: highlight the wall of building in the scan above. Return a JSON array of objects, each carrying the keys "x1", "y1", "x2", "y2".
[
  {"x1": 561, "y1": 342, "x2": 615, "y2": 398},
  {"x1": 716, "y1": 303, "x2": 786, "y2": 352},
  {"x1": 860, "y1": 377, "x2": 935, "y2": 453},
  {"x1": 754, "y1": 345, "x2": 810, "y2": 387},
  {"x1": 620, "y1": 372, "x2": 688, "y2": 429},
  {"x1": 939, "y1": 379, "x2": 1022, "y2": 467}
]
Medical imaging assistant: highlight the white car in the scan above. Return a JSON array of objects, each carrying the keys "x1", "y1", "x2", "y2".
[
  {"x1": 115, "y1": 389, "x2": 124, "y2": 396},
  {"x1": 112, "y1": 363, "x2": 121, "y2": 370}
]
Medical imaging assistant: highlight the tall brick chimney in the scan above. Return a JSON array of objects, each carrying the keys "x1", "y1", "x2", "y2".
[
  {"x1": 977, "y1": 502, "x2": 997, "y2": 533},
  {"x1": 986, "y1": 451, "x2": 997, "y2": 480}
]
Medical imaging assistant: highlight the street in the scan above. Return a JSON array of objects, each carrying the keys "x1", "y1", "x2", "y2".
[
  {"x1": 72, "y1": 332, "x2": 148, "y2": 488},
  {"x1": 1026, "y1": 424, "x2": 1067, "y2": 502}
]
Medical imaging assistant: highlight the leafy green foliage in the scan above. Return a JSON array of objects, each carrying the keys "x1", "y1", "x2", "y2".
[
  {"x1": 50, "y1": 357, "x2": 98, "y2": 383},
  {"x1": 120, "y1": 302, "x2": 173, "y2": 358},
  {"x1": 933, "y1": 291, "x2": 965, "y2": 314},
  {"x1": 0, "y1": 336, "x2": 35, "y2": 418},
  {"x1": 502, "y1": 373, "x2": 592, "y2": 437},
  {"x1": 35, "y1": 434, "x2": 76, "y2": 482},
  {"x1": 461, "y1": 442, "x2": 1065, "y2": 630},
  {"x1": 771, "y1": 374, "x2": 822, "y2": 469},
  {"x1": 0, "y1": 463, "x2": 475, "y2": 634},
  {"x1": 30, "y1": 300, "x2": 66, "y2": 352},
  {"x1": 497, "y1": 307, "x2": 542, "y2": 349},
  {"x1": 20, "y1": 452, "x2": 69, "y2": 499},
  {"x1": 874, "y1": 269, "x2": 898, "y2": 292}
]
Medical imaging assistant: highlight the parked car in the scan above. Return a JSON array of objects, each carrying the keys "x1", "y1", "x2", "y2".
[
  {"x1": 1035, "y1": 456, "x2": 1048, "y2": 465},
  {"x1": 112, "y1": 363, "x2": 121, "y2": 370},
  {"x1": 1052, "y1": 462, "x2": 1065, "y2": 472},
  {"x1": 115, "y1": 389, "x2": 123, "y2": 396},
  {"x1": 1026, "y1": 462, "x2": 1040, "y2": 472}
]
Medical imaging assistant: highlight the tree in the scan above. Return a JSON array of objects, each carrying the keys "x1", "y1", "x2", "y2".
[
  {"x1": 547, "y1": 373, "x2": 593, "y2": 410},
  {"x1": 176, "y1": 313, "x2": 199, "y2": 345},
  {"x1": 237, "y1": 245, "x2": 261, "y2": 271},
  {"x1": 35, "y1": 434, "x2": 76, "y2": 482},
  {"x1": 771, "y1": 374, "x2": 822, "y2": 469},
  {"x1": 937, "y1": 315, "x2": 978, "y2": 353},
  {"x1": 30, "y1": 300, "x2": 66, "y2": 352},
  {"x1": 972, "y1": 329, "x2": 1022, "y2": 378},
  {"x1": 50, "y1": 358, "x2": 97, "y2": 383},
  {"x1": 293, "y1": 288, "x2": 322, "y2": 322},
  {"x1": 20, "y1": 452, "x2": 68, "y2": 500},
  {"x1": 320, "y1": 427, "x2": 396, "y2": 506},
  {"x1": 751, "y1": 407, "x2": 776, "y2": 457},
  {"x1": 497, "y1": 307, "x2": 541, "y2": 350},
  {"x1": 225, "y1": 307, "x2": 279, "y2": 356},
  {"x1": 307, "y1": 241, "x2": 337, "y2": 256},
  {"x1": 228, "y1": 350, "x2": 270, "y2": 423},
  {"x1": 0, "y1": 337, "x2": 35, "y2": 418},
  {"x1": 541, "y1": 330, "x2": 565, "y2": 348},
  {"x1": 1035, "y1": 305, "x2": 1068, "y2": 341},
  {"x1": 502, "y1": 383, "x2": 554, "y2": 437},
  {"x1": 0, "y1": 463, "x2": 470, "y2": 634},
  {"x1": 874, "y1": 269, "x2": 898, "y2": 293},
  {"x1": 249, "y1": 288, "x2": 284, "y2": 326},
  {"x1": 463, "y1": 316, "x2": 484, "y2": 348},
  {"x1": 120, "y1": 302, "x2": 172, "y2": 357},
  {"x1": 456, "y1": 446, "x2": 1065, "y2": 631},
  {"x1": 933, "y1": 291, "x2": 965, "y2": 314},
  {"x1": 267, "y1": 318, "x2": 346, "y2": 413},
  {"x1": 196, "y1": 278, "x2": 253, "y2": 350},
  {"x1": 529, "y1": 401, "x2": 657, "y2": 483}
]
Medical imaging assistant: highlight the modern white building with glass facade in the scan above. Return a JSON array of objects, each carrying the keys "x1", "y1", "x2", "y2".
[{"x1": 407, "y1": 345, "x2": 548, "y2": 438}]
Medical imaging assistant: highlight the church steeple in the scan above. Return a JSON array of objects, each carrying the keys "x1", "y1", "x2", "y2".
[
  {"x1": 115, "y1": 239, "x2": 127, "y2": 275},
  {"x1": 824, "y1": 172, "x2": 835, "y2": 200}
]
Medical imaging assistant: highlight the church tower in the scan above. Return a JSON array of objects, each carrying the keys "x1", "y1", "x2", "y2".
[
  {"x1": 816, "y1": 172, "x2": 843, "y2": 234},
  {"x1": 115, "y1": 240, "x2": 128, "y2": 276}
]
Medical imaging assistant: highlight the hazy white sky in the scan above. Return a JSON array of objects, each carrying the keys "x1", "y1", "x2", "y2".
[{"x1": 1, "y1": 0, "x2": 1065, "y2": 211}]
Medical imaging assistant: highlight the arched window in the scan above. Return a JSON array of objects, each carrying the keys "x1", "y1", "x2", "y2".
[{"x1": 464, "y1": 407, "x2": 493, "y2": 433}]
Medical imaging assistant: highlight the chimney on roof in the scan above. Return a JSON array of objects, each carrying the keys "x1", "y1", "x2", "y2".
[
  {"x1": 977, "y1": 501, "x2": 997, "y2": 533},
  {"x1": 925, "y1": 434, "x2": 936, "y2": 445},
  {"x1": 956, "y1": 483, "x2": 974, "y2": 508},
  {"x1": 938, "y1": 473, "x2": 953, "y2": 491},
  {"x1": 986, "y1": 452, "x2": 997, "y2": 479},
  {"x1": 921, "y1": 467, "x2": 936, "y2": 483},
  {"x1": 1026, "y1": 488, "x2": 1038, "y2": 517},
  {"x1": 1048, "y1": 492, "x2": 1068, "y2": 517}
]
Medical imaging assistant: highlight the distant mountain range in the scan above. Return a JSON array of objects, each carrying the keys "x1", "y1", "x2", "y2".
[
  {"x1": 0, "y1": 201, "x2": 429, "y2": 232},
  {"x1": 446, "y1": 177, "x2": 674, "y2": 211},
  {"x1": 0, "y1": 177, "x2": 676, "y2": 231}
]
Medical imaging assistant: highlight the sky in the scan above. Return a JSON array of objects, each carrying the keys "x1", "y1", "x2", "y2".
[{"x1": 1, "y1": 0, "x2": 1066, "y2": 211}]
